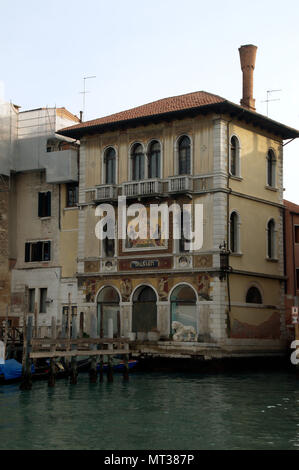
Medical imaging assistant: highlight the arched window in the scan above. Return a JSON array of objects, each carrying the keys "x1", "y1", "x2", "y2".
[
  {"x1": 267, "y1": 150, "x2": 276, "y2": 187},
  {"x1": 230, "y1": 211, "x2": 240, "y2": 253},
  {"x1": 267, "y1": 219, "x2": 276, "y2": 259},
  {"x1": 230, "y1": 136, "x2": 240, "y2": 176},
  {"x1": 104, "y1": 147, "x2": 116, "y2": 184},
  {"x1": 170, "y1": 284, "x2": 197, "y2": 336},
  {"x1": 131, "y1": 144, "x2": 144, "y2": 181},
  {"x1": 132, "y1": 286, "x2": 157, "y2": 333},
  {"x1": 148, "y1": 141, "x2": 161, "y2": 178},
  {"x1": 246, "y1": 286, "x2": 262, "y2": 304},
  {"x1": 178, "y1": 136, "x2": 191, "y2": 175},
  {"x1": 97, "y1": 287, "x2": 120, "y2": 338}
]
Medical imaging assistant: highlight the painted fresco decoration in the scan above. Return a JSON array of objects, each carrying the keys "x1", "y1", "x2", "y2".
[
  {"x1": 124, "y1": 206, "x2": 167, "y2": 251},
  {"x1": 84, "y1": 261, "x2": 100, "y2": 273},
  {"x1": 198, "y1": 273, "x2": 212, "y2": 301},
  {"x1": 120, "y1": 278, "x2": 133, "y2": 302},
  {"x1": 195, "y1": 255, "x2": 213, "y2": 269},
  {"x1": 78, "y1": 277, "x2": 97, "y2": 303},
  {"x1": 158, "y1": 277, "x2": 169, "y2": 301}
]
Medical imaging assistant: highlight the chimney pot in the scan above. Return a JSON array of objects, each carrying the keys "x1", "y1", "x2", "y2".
[{"x1": 239, "y1": 44, "x2": 257, "y2": 111}]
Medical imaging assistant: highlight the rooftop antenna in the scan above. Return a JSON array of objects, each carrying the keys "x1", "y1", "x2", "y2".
[
  {"x1": 79, "y1": 75, "x2": 96, "y2": 121},
  {"x1": 261, "y1": 89, "x2": 281, "y2": 117}
]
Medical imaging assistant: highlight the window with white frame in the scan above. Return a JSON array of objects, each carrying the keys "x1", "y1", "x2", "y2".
[
  {"x1": 148, "y1": 140, "x2": 161, "y2": 178},
  {"x1": 104, "y1": 147, "x2": 116, "y2": 184},
  {"x1": 229, "y1": 211, "x2": 240, "y2": 253},
  {"x1": 267, "y1": 149, "x2": 276, "y2": 187},
  {"x1": 131, "y1": 143, "x2": 145, "y2": 181},
  {"x1": 230, "y1": 136, "x2": 240, "y2": 177},
  {"x1": 178, "y1": 136, "x2": 191, "y2": 175},
  {"x1": 267, "y1": 219, "x2": 276, "y2": 259}
]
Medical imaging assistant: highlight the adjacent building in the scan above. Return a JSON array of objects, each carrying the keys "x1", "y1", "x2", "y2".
[
  {"x1": 284, "y1": 199, "x2": 299, "y2": 335},
  {"x1": 0, "y1": 105, "x2": 80, "y2": 336}
]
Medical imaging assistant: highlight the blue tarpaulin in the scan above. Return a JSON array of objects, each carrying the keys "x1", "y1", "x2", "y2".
[{"x1": 0, "y1": 359, "x2": 35, "y2": 381}]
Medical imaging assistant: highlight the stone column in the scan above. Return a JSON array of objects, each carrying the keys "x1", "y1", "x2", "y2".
[{"x1": 157, "y1": 302, "x2": 170, "y2": 338}]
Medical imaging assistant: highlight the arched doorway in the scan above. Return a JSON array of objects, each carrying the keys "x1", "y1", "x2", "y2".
[
  {"x1": 170, "y1": 284, "x2": 197, "y2": 336},
  {"x1": 132, "y1": 286, "x2": 157, "y2": 333},
  {"x1": 97, "y1": 287, "x2": 120, "y2": 338}
]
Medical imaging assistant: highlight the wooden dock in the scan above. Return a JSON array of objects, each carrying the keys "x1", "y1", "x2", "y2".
[{"x1": 20, "y1": 316, "x2": 131, "y2": 390}]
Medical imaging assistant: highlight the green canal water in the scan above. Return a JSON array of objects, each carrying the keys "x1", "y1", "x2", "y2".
[{"x1": 1, "y1": 371, "x2": 299, "y2": 450}]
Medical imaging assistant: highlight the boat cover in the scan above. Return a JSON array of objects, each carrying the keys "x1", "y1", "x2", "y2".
[{"x1": 0, "y1": 359, "x2": 35, "y2": 381}]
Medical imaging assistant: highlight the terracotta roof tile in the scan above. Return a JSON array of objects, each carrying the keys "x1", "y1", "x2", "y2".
[{"x1": 60, "y1": 91, "x2": 226, "y2": 132}]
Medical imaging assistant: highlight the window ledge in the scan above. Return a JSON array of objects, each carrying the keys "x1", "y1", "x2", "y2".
[
  {"x1": 230, "y1": 252, "x2": 243, "y2": 257},
  {"x1": 39, "y1": 217, "x2": 51, "y2": 221},
  {"x1": 266, "y1": 257, "x2": 278, "y2": 262},
  {"x1": 265, "y1": 185, "x2": 278, "y2": 192},
  {"x1": 230, "y1": 175, "x2": 243, "y2": 182},
  {"x1": 64, "y1": 206, "x2": 79, "y2": 211}
]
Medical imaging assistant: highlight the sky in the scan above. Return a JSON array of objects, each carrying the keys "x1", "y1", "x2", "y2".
[{"x1": 1, "y1": 0, "x2": 299, "y2": 203}]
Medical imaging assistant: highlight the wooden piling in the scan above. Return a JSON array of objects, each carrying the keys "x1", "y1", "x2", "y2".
[
  {"x1": 99, "y1": 345, "x2": 104, "y2": 383},
  {"x1": 89, "y1": 313, "x2": 98, "y2": 383},
  {"x1": 107, "y1": 318, "x2": 114, "y2": 382},
  {"x1": 64, "y1": 293, "x2": 72, "y2": 374},
  {"x1": 107, "y1": 355, "x2": 113, "y2": 382},
  {"x1": 48, "y1": 317, "x2": 57, "y2": 387},
  {"x1": 69, "y1": 317, "x2": 78, "y2": 385},
  {"x1": 123, "y1": 343, "x2": 129, "y2": 382},
  {"x1": 20, "y1": 316, "x2": 33, "y2": 391}
]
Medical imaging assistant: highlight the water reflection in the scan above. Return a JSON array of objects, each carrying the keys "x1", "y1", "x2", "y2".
[{"x1": 0, "y1": 371, "x2": 298, "y2": 450}]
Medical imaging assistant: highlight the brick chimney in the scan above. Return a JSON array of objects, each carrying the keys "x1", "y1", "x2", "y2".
[{"x1": 239, "y1": 44, "x2": 257, "y2": 111}]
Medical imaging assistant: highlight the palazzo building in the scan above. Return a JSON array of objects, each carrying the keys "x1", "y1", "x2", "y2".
[{"x1": 58, "y1": 45, "x2": 299, "y2": 355}]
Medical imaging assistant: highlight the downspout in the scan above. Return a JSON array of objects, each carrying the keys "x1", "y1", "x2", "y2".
[
  {"x1": 58, "y1": 184, "x2": 61, "y2": 231},
  {"x1": 226, "y1": 119, "x2": 233, "y2": 314}
]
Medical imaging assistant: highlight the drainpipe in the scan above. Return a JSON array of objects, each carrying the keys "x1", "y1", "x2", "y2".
[
  {"x1": 226, "y1": 119, "x2": 233, "y2": 313},
  {"x1": 58, "y1": 184, "x2": 61, "y2": 231}
]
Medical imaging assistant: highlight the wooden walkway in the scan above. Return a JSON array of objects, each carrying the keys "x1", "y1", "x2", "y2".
[{"x1": 20, "y1": 316, "x2": 131, "y2": 390}]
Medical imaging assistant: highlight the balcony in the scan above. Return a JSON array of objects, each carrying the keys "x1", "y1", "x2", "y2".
[
  {"x1": 122, "y1": 179, "x2": 163, "y2": 197},
  {"x1": 168, "y1": 176, "x2": 193, "y2": 193},
  {"x1": 95, "y1": 185, "x2": 118, "y2": 201}
]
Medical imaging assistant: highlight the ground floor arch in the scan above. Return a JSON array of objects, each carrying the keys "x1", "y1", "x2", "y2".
[
  {"x1": 170, "y1": 284, "x2": 198, "y2": 337},
  {"x1": 96, "y1": 286, "x2": 120, "y2": 338},
  {"x1": 132, "y1": 285, "x2": 157, "y2": 333}
]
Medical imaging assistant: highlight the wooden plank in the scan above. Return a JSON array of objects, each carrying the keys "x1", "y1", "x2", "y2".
[
  {"x1": 31, "y1": 337, "x2": 130, "y2": 346},
  {"x1": 20, "y1": 316, "x2": 33, "y2": 391},
  {"x1": 30, "y1": 349, "x2": 128, "y2": 359}
]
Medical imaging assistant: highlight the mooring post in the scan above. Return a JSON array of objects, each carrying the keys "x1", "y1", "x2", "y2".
[
  {"x1": 107, "y1": 318, "x2": 114, "y2": 383},
  {"x1": 48, "y1": 317, "x2": 57, "y2": 387},
  {"x1": 123, "y1": 342, "x2": 129, "y2": 382},
  {"x1": 70, "y1": 316, "x2": 78, "y2": 385},
  {"x1": 99, "y1": 344, "x2": 104, "y2": 383},
  {"x1": 65, "y1": 293, "x2": 72, "y2": 374},
  {"x1": 20, "y1": 316, "x2": 33, "y2": 391},
  {"x1": 89, "y1": 313, "x2": 97, "y2": 383}
]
